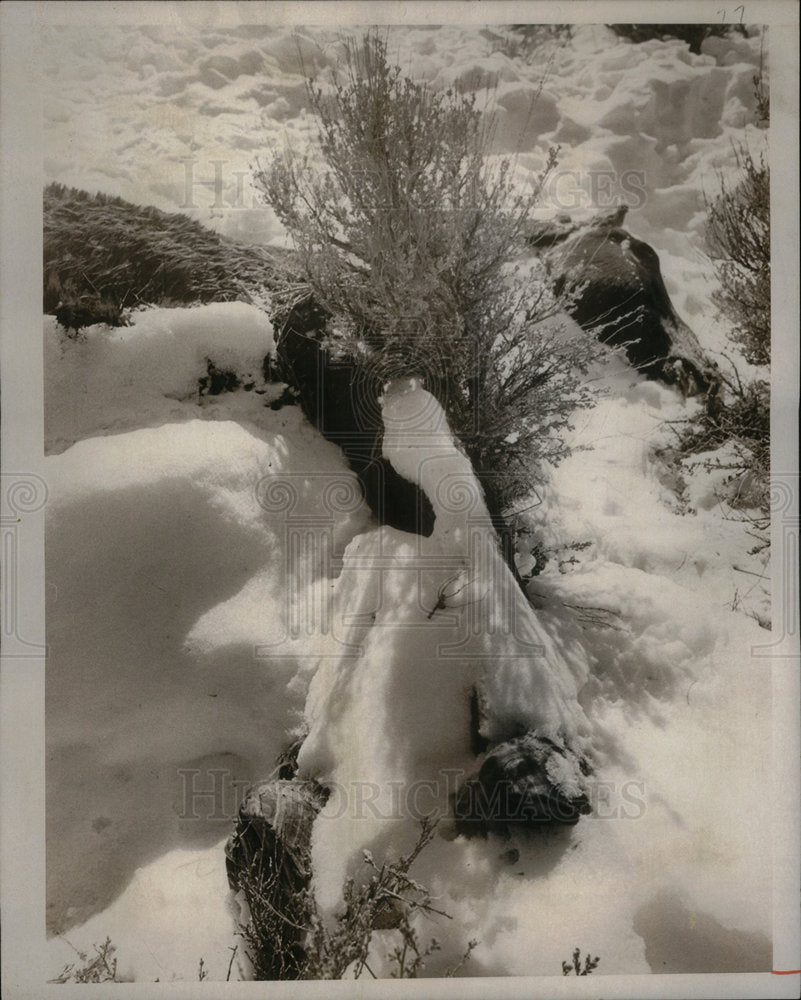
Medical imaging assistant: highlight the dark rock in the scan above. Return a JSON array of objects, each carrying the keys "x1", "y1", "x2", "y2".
[
  {"x1": 525, "y1": 206, "x2": 625, "y2": 248},
  {"x1": 529, "y1": 208, "x2": 719, "y2": 395},
  {"x1": 358, "y1": 456, "x2": 437, "y2": 536},
  {"x1": 607, "y1": 24, "x2": 747, "y2": 55},
  {"x1": 469, "y1": 687, "x2": 490, "y2": 756},
  {"x1": 454, "y1": 732, "x2": 591, "y2": 834}
]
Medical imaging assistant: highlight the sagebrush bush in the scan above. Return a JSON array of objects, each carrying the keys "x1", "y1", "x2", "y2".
[
  {"x1": 255, "y1": 32, "x2": 599, "y2": 516},
  {"x1": 674, "y1": 133, "x2": 770, "y2": 515},
  {"x1": 705, "y1": 147, "x2": 770, "y2": 367}
]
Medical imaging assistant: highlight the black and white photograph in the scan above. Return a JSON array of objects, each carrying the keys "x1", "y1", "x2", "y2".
[{"x1": 1, "y1": 1, "x2": 799, "y2": 995}]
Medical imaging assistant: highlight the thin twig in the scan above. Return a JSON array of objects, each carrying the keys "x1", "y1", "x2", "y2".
[{"x1": 226, "y1": 945, "x2": 238, "y2": 982}]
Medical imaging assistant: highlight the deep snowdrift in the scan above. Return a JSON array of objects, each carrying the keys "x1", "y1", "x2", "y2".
[
  {"x1": 42, "y1": 22, "x2": 775, "y2": 983},
  {"x1": 45, "y1": 305, "x2": 374, "y2": 975}
]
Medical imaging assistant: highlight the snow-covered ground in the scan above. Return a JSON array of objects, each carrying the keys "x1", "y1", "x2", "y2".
[
  {"x1": 40, "y1": 20, "x2": 780, "y2": 984},
  {"x1": 41, "y1": 22, "x2": 767, "y2": 351}
]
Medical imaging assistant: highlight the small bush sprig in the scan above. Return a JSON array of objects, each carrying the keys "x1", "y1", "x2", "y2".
[
  {"x1": 302, "y1": 816, "x2": 452, "y2": 980},
  {"x1": 49, "y1": 936, "x2": 120, "y2": 984},
  {"x1": 562, "y1": 947, "x2": 600, "y2": 976}
]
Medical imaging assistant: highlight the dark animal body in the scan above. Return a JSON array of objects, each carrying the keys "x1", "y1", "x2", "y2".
[
  {"x1": 529, "y1": 208, "x2": 719, "y2": 395},
  {"x1": 271, "y1": 299, "x2": 436, "y2": 537}
]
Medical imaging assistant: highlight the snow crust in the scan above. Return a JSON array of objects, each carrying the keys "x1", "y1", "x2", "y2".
[{"x1": 42, "y1": 22, "x2": 775, "y2": 983}]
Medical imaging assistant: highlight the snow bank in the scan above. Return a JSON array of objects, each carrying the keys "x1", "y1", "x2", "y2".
[
  {"x1": 45, "y1": 306, "x2": 372, "y2": 966},
  {"x1": 293, "y1": 377, "x2": 771, "y2": 978},
  {"x1": 47, "y1": 840, "x2": 236, "y2": 983},
  {"x1": 529, "y1": 359, "x2": 770, "y2": 625},
  {"x1": 45, "y1": 302, "x2": 276, "y2": 454},
  {"x1": 44, "y1": 318, "x2": 773, "y2": 980}
]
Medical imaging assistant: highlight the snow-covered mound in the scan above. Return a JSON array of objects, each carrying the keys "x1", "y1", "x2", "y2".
[
  {"x1": 45, "y1": 302, "x2": 276, "y2": 454},
  {"x1": 41, "y1": 20, "x2": 778, "y2": 984},
  {"x1": 295, "y1": 376, "x2": 771, "y2": 977},
  {"x1": 297, "y1": 380, "x2": 593, "y2": 912},
  {"x1": 44, "y1": 306, "x2": 373, "y2": 962}
]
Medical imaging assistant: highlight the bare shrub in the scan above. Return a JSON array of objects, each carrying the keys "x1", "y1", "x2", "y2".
[
  {"x1": 705, "y1": 146, "x2": 770, "y2": 367},
  {"x1": 255, "y1": 32, "x2": 599, "y2": 516},
  {"x1": 235, "y1": 815, "x2": 477, "y2": 980}
]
